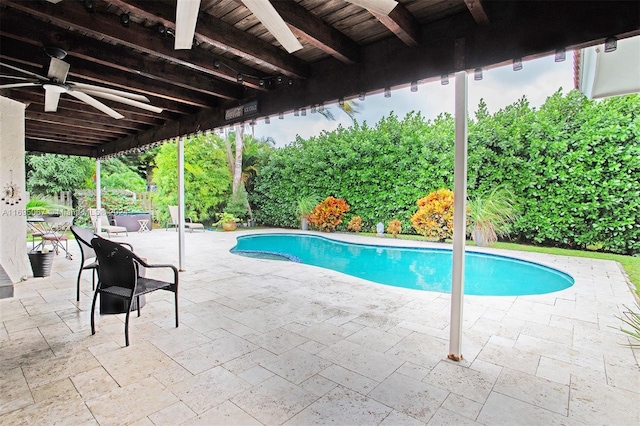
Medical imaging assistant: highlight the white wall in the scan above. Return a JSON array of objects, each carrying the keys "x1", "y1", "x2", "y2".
[{"x1": 0, "y1": 96, "x2": 29, "y2": 295}]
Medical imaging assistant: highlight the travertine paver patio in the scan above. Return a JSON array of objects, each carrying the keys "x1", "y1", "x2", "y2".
[{"x1": 1, "y1": 229, "x2": 639, "y2": 425}]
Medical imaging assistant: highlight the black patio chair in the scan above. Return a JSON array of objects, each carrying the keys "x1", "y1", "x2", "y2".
[
  {"x1": 90, "y1": 236, "x2": 179, "y2": 346},
  {"x1": 70, "y1": 226, "x2": 134, "y2": 302}
]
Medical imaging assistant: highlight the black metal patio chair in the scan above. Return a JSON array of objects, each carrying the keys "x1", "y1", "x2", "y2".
[
  {"x1": 70, "y1": 226, "x2": 134, "y2": 303},
  {"x1": 90, "y1": 236, "x2": 179, "y2": 346}
]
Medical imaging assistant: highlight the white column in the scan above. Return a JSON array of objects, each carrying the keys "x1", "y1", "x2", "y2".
[
  {"x1": 448, "y1": 70, "x2": 468, "y2": 361},
  {"x1": 95, "y1": 158, "x2": 102, "y2": 235},
  {"x1": 177, "y1": 138, "x2": 186, "y2": 271}
]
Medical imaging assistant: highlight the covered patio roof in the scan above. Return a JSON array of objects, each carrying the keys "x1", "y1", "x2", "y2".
[{"x1": 1, "y1": 0, "x2": 639, "y2": 158}]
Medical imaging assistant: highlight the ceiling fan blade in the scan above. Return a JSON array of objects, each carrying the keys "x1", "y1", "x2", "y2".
[
  {"x1": 241, "y1": 0, "x2": 303, "y2": 53},
  {"x1": 44, "y1": 87, "x2": 62, "y2": 112},
  {"x1": 80, "y1": 90, "x2": 163, "y2": 114},
  {"x1": 66, "y1": 89, "x2": 125, "y2": 119},
  {"x1": 68, "y1": 82, "x2": 151, "y2": 103},
  {"x1": 0, "y1": 74, "x2": 31, "y2": 81},
  {"x1": 47, "y1": 57, "x2": 70, "y2": 83},
  {"x1": 175, "y1": 0, "x2": 201, "y2": 50},
  {"x1": 0, "y1": 61, "x2": 48, "y2": 81},
  {"x1": 345, "y1": 0, "x2": 398, "y2": 15},
  {"x1": 0, "y1": 82, "x2": 39, "y2": 89}
]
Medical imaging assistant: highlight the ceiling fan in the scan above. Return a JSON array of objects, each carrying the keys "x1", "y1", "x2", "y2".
[
  {"x1": 0, "y1": 48, "x2": 162, "y2": 119},
  {"x1": 173, "y1": 0, "x2": 398, "y2": 52}
]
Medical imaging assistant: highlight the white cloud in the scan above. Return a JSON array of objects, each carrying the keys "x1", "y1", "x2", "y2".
[{"x1": 253, "y1": 54, "x2": 575, "y2": 147}]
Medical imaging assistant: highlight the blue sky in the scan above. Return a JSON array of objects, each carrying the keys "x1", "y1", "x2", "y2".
[{"x1": 251, "y1": 53, "x2": 575, "y2": 147}]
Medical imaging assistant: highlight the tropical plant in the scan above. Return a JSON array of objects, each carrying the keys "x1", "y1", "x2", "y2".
[
  {"x1": 25, "y1": 197, "x2": 70, "y2": 216},
  {"x1": 411, "y1": 189, "x2": 456, "y2": 241},
  {"x1": 295, "y1": 195, "x2": 319, "y2": 219},
  {"x1": 26, "y1": 153, "x2": 93, "y2": 195},
  {"x1": 467, "y1": 187, "x2": 519, "y2": 246},
  {"x1": 387, "y1": 219, "x2": 402, "y2": 238},
  {"x1": 224, "y1": 186, "x2": 250, "y2": 221},
  {"x1": 347, "y1": 216, "x2": 363, "y2": 232},
  {"x1": 308, "y1": 196, "x2": 350, "y2": 232}
]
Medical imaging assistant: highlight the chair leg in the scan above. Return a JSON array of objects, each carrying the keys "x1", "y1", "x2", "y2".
[
  {"x1": 137, "y1": 296, "x2": 141, "y2": 317},
  {"x1": 92, "y1": 269, "x2": 96, "y2": 290},
  {"x1": 76, "y1": 268, "x2": 83, "y2": 302},
  {"x1": 174, "y1": 290, "x2": 179, "y2": 328},
  {"x1": 90, "y1": 289, "x2": 99, "y2": 335},
  {"x1": 124, "y1": 300, "x2": 133, "y2": 346}
]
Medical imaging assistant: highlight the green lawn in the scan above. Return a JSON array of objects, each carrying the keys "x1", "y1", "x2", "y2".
[{"x1": 361, "y1": 233, "x2": 640, "y2": 294}]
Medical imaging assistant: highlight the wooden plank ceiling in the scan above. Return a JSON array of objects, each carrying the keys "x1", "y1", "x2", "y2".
[{"x1": 1, "y1": 0, "x2": 638, "y2": 157}]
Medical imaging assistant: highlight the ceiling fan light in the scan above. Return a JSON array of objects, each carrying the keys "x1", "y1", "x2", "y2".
[{"x1": 43, "y1": 46, "x2": 67, "y2": 60}]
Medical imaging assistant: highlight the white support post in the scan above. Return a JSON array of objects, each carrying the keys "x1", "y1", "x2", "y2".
[
  {"x1": 95, "y1": 158, "x2": 102, "y2": 235},
  {"x1": 448, "y1": 70, "x2": 468, "y2": 361},
  {"x1": 178, "y1": 137, "x2": 186, "y2": 271}
]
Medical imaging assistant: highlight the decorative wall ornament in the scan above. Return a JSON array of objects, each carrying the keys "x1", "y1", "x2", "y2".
[{"x1": 1, "y1": 170, "x2": 22, "y2": 205}]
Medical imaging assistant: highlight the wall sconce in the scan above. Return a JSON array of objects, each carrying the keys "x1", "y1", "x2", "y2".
[
  {"x1": 265, "y1": 116, "x2": 270, "y2": 124},
  {"x1": 120, "y1": 13, "x2": 130, "y2": 27},
  {"x1": 359, "y1": 92, "x2": 366, "y2": 101},
  {"x1": 384, "y1": 86, "x2": 391, "y2": 98},
  {"x1": 441, "y1": 74, "x2": 449, "y2": 85},
  {"x1": 513, "y1": 58, "x2": 523, "y2": 71},
  {"x1": 604, "y1": 36, "x2": 617, "y2": 53},
  {"x1": 294, "y1": 108, "x2": 299, "y2": 116},
  {"x1": 410, "y1": 81, "x2": 418, "y2": 92},
  {"x1": 474, "y1": 68, "x2": 483, "y2": 81},
  {"x1": 554, "y1": 48, "x2": 566, "y2": 62}
]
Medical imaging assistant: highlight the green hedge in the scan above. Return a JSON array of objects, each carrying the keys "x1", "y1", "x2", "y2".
[{"x1": 252, "y1": 91, "x2": 639, "y2": 254}]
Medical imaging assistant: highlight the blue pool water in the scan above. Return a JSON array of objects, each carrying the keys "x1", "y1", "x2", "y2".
[{"x1": 231, "y1": 234, "x2": 574, "y2": 296}]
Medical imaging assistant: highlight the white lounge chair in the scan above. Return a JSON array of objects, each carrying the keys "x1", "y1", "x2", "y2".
[
  {"x1": 88, "y1": 208, "x2": 128, "y2": 237},
  {"x1": 167, "y1": 206, "x2": 204, "y2": 232}
]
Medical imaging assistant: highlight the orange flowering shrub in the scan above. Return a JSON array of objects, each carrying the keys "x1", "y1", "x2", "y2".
[
  {"x1": 411, "y1": 189, "x2": 455, "y2": 241},
  {"x1": 387, "y1": 219, "x2": 402, "y2": 238},
  {"x1": 347, "y1": 216, "x2": 363, "y2": 232},
  {"x1": 308, "y1": 196, "x2": 350, "y2": 232}
]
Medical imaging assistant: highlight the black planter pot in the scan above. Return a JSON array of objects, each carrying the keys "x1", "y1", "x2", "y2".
[{"x1": 28, "y1": 251, "x2": 54, "y2": 277}]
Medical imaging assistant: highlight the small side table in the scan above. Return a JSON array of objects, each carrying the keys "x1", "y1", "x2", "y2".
[{"x1": 137, "y1": 219, "x2": 150, "y2": 233}]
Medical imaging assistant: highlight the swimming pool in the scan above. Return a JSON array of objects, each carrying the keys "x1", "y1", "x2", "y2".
[{"x1": 231, "y1": 234, "x2": 574, "y2": 296}]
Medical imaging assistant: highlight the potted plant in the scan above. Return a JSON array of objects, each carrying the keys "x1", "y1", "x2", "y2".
[
  {"x1": 467, "y1": 187, "x2": 519, "y2": 246},
  {"x1": 295, "y1": 195, "x2": 319, "y2": 230},
  {"x1": 214, "y1": 212, "x2": 240, "y2": 231}
]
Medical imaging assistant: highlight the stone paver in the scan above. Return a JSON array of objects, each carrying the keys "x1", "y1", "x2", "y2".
[{"x1": 1, "y1": 229, "x2": 638, "y2": 424}]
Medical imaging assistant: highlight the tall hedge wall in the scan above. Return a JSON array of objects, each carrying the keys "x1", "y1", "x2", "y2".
[{"x1": 252, "y1": 91, "x2": 639, "y2": 254}]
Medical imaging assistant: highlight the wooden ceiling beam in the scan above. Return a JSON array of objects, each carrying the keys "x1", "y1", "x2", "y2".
[
  {"x1": 464, "y1": 0, "x2": 490, "y2": 26},
  {"x1": 371, "y1": 3, "x2": 421, "y2": 46},
  {"x1": 26, "y1": 138, "x2": 98, "y2": 157},
  {"x1": 26, "y1": 113, "x2": 135, "y2": 136},
  {"x1": 0, "y1": 0, "x2": 266, "y2": 90},
  {"x1": 0, "y1": 9, "x2": 243, "y2": 101},
  {"x1": 25, "y1": 125, "x2": 118, "y2": 143},
  {"x1": 271, "y1": 1, "x2": 360, "y2": 64},
  {"x1": 26, "y1": 110, "x2": 148, "y2": 132},
  {"x1": 110, "y1": 0, "x2": 309, "y2": 78}
]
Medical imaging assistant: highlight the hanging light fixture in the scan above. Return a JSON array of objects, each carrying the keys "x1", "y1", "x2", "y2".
[
  {"x1": 338, "y1": 97, "x2": 344, "y2": 107},
  {"x1": 237, "y1": 74, "x2": 243, "y2": 82},
  {"x1": 554, "y1": 48, "x2": 566, "y2": 62},
  {"x1": 474, "y1": 68, "x2": 483, "y2": 81},
  {"x1": 604, "y1": 36, "x2": 617, "y2": 53},
  {"x1": 301, "y1": 107, "x2": 306, "y2": 116},
  {"x1": 384, "y1": 86, "x2": 391, "y2": 98},
  {"x1": 120, "y1": 13, "x2": 130, "y2": 27},
  {"x1": 359, "y1": 92, "x2": 366, "y2": 101},
  {"x1": 294, "y1": 108, "x2": 299, "y2": 116},
  {"x1": 513, "y1": 58, "x2": 523, "y2": 71},
  {"x1": 279, "y1": 112, "x2": 284, "y2": 119},
  {"x1": 265, "y1": 116, "x2": 270, "y2": 124},
  {"x1": 311, "y1": 105, "x2": 317, "y2": 113},
  {"x1": 441, "y1": 74, "x2": 449, "y2": 85},
  {"x1": 410, "y1": 81, "x2": 418, "y2": 92}
]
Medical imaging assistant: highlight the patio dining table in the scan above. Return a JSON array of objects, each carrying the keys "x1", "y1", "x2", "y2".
[{"x1": 27, "y1": 216, "x2": 74, "y2": 260}]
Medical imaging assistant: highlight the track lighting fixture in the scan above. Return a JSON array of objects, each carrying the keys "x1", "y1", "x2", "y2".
[
  {"x1": 384, "y1": 87, "x2": 391, "y2": 98},
  {"x1": 554, "y1": 48, "x2": 566, "y2": 62},
  {"x1": 604, "y1": 36, "x2": 617, "y2": 53},
  {"x1": 513, "y1": 58, "x2": 523, "y2": 71},
  {"x1": 410, "y1": 81, "x2": 418, "y2": 92},
  {"x1": 120, "y1": 13, "x2": 130, "y2": 27},
  {"x1": 441, "y1": 74, "x2": 449, "y2": 85},
  {"x1": 474, "y1": 68, "x2": 483, "y2": 81}
]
